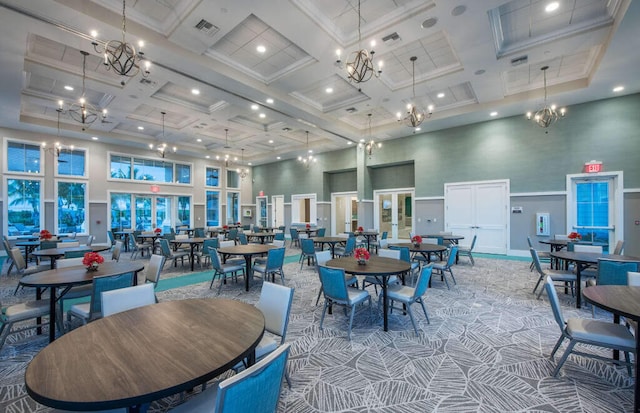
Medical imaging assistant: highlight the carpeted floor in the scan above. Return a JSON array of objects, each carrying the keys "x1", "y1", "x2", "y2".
[{"x1": 0, "y1": 247, "x2": 635, "y2": 412}]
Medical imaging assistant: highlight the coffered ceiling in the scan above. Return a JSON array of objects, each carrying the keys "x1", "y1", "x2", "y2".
[{"x1": 0, "y1": 0, "x2": 637, "y2": 165}]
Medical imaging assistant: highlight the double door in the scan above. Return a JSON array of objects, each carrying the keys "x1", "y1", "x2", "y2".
[
  {"x1": 374, "y1": 189, "x2": 414, "y2": 242},
  {"x1": 135, "y1": 196, "x2": 173, "y2": 232},
  {"x1": 332, "y1": 192, "x2": 358, "y2": 235}
]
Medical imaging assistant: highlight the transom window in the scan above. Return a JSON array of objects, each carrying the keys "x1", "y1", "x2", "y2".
[
  {"x1": 57, "y1": 148, "x2": 87, "y2": 177},
  {"x1": 206, "y1": 167, "x2": 220, "y2": 187},
  {"x1": 110, "y1": 154, "x2": 192, "y2": 184},
  {"x1": 6, "y1": 140, "x2": 41, "y2": 174}
]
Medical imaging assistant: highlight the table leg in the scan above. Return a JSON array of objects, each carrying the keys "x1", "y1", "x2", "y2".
[
  {"x1": 190, "y1": 244, "x2": 196, "y2": 271},
  {"x1": 244, "y1": 255, "x2": 252, "y2": 292},
  {"x1": 575, "y1": 264, "x2": 583, "y2": 309},
  {"x1": 382, "y1": 276, "x2": 389, "y2": 331},
  {"x1": 613, "y1": 314, "x2": 621, "y2": 361},
  {"x1": 48, "y1": 287, "x2": 57, "y2": 342},
  {"x1": 635, "y1": 335, "x2": 640, "y2": 413},
  {"x1": 247, "y1": 348, "x2": 256, "y2": 367},
  {"x1": 49, "y1": 257, "x2": 57, "y2": 270}
]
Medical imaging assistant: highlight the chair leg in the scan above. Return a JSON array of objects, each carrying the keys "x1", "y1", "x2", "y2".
[
  {"x1": 532, "y1": 275, "x2": 543, "y2": 295},
  {"x1": 319, "y1": 301, "x2": 329, "y2": 331},
  {"x1": 406, "y1": 305, "x2": 419, "y2": 336},
  {"x1": 552, "y1": 340, "x2": 576, "y2": 377},
  {"x1": 347, "y1": 304, "x2": 356, "y2": 340},
  {"x1": 550, "y1": 335, "x2": 565, "y2": 359},
  {"x1": 315, "y1": 287, "x2": 323, "y2": 306},
  {"x1": 0, "y1": 322, "x2": 12, "y2": 350},
  {"x1": 469, "y1": 253, "x2": 474, "y2": 266},
  {"x1": 448, "y1": 268, "x2": 456, "y2": 285},
  {"x1": 418, "y1": 298, "x2": 430, "y2": 324}
]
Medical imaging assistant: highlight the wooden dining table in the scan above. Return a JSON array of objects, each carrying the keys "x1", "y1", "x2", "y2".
[
  {"x1": 25, "y1": 298, "x2": 265, "y2": 413},
  {"x1": 217, "y1": 244, "x2": 276, "y2": 291},
  {"x1": 583, "y1": 286, "x2": 640, "y2": 413},
  {"x1": 32, "y1": 245, "x2": 112, "y2": 270},
  {"x1": 390, "y1": 242, "x2": 448, "y2": 262},
  {"x1": 550, "y1": 251, "x2": 640, "y2": 308},
  {"x1": 313, "y1": 236, "x2": 348, "y2": 258},
  {"x1": 19, "y1": 261, "x2": 145, "y2": 342},
  {"x1": 170, "y1": 237, "x2": 206, "y2": 271},
  {"x1": 247, "y1": 232, "x2": 275, "y2": 244},
  {"x1": 326, "y1": 256, "x2": 410, "y2": 332},
  {"x1": 14, "y1": 240, "x2": 40, "y2": 266}
]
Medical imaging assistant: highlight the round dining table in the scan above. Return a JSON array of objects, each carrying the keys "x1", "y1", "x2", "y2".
[
  {"x1": 25, "y1": 298, "x2": 265, "y2": 412},
  {"x1": 326, "y1": 256, "x2": 410, "y2": 331},
  {"x1": 32, "y1": 245, "x2": 112, "y2": 270},
  {"x1": 170, "y1": 237, "x2": 206, "y2": 271},
  {"x1": 389, "y1": 242, "x2": 448, "y2": 263},
  {"x1": 19, "y1": 260, "x2": 146, "y2": 342},
  {"x1": 14, "y1": 240, "x2": 41, "y2": 266},
  {"x1": 313, "y1": 236, "x2": 348, "y2": 258},
  {"x1": 583, "y1": 286, "x2": 640, "y2": 413},
  {"x1": 247, "y1": 232, "x2": 275, "y2": 244},
  {"x1": 217, "y1": 244, "x2": 276, "y2": 291}
]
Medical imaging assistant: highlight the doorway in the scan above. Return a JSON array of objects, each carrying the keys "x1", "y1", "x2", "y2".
[
  {"x1": 256, "y1": 196, "x2": 268, "y2": 227},
  {"x1": 291, "y1": 193, "x2": 317, "y2": 224},
  {"x1": 271, "y1": 195, "x2": 284, "y2": 228},
  {"x1": 374, "y1": 189, "x2": 414, "y2": 242},
  {"x1": 331, "y1": 192, "x2": 358, "y2": 235}
]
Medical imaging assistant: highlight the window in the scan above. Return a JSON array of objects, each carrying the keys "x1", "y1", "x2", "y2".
[
  {"x1": 56, "y1": 181, "x2": 87, "y2": 234},
  {"x1": 177, "y1": 196, "x2": 191, "y2": 227},
  {"x1": 111, "y1": 193, "x2": 132, "y2": 231},
  {"x1": 110, "y1": 155, "x2": 132, "y2": 179},
  {"x1": 206, "y1": 191, "x2": 220, "y2": 226},
  {"x1": 206, "y1": 167, "x2": 219, "y2": 187},
  {"x1": 6, "y1": 141, "x2": 41, "y2": 174},
  {"x1": 57, "y1": 148, "x2": 87, "y2": 177},
  {"x1": 227, "y1": 169, "x2": 240, "y2": 188},
  {"x1": 576, "y1": 181, "x2": 609, "y2": 243},
  {"x1": 134, "y1": 158, "x2": 172, "y2": 182},
  {"x1": 6, "y1": 178, "x2": 42, "y2": 235},
  {"x1": 175, "y1": 164, "x2": 191, "y2": 184},
  {"x1": 226, "y1": 191, "x2": 240, "y2": 224},
  {"x1": 109, "y1": 154, "x2": 192, "y2": 184}
]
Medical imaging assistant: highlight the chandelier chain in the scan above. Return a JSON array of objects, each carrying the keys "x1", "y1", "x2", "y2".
[{"x1": 121, "y1": 0, "x2": 127, "y2": 43}]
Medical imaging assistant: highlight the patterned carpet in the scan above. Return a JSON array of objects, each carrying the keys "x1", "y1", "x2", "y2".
[{"x1": 0, "y1": 249, "x2": 635, "y2": 412}]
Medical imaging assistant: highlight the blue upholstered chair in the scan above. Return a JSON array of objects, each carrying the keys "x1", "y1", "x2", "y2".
[
  {"x1": 314, "y1": 251, "x2": 358, "y2": 305},
  {"x1": 289, "y1": 228, "x2": 300, "y2": 248},
  {"x1": 530, "y1": 248, "x2": 576, "y2": 299},
  {"x1": 385, "y1": 265, "x2": 433, "y2": 335},
  {"x1": 458, "y1": 235, "x2": 477, "y2": 266},
  {"x1": 252, "y1": 248, "x2": 286, "y2": 284},
  {"x1": 299, "y1": 238, "x2": 317, "y2": 270},
  {"x1": 67, "y1": 271, "x2": 135, "y2": 326},
  {"x1": 431, "y1": 246, "x2": 459, "y2": 289},
  {"x1": 208, "y1": 247, "x2": 245, "y2": 293},
  {"x1": 101, "y1": 283, "x2": 156, "y2": 317}
]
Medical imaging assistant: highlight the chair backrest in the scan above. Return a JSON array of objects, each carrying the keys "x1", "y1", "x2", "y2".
[
  {"x1": 388, "y1": 245, "x2": 410, "y2": 263},
  {"x1": 220, "y1": 240, "x2": 235, "y2": 248},
  {"x1": 194, "y1": 228, "x2": 205, "y2": 238},
  {"x1": 628, "y1": 272, "x2": 640, "y2": 286},
  {"x1": 145, "y1": 254, "x2": 166, "y2": 286},
  {"x1": 318, "y1": 266, "x2": 349, "y2": 303},
  {"x1": 85, "y1": 235, "x2": 94, "y2": 246},
  {"x1": 9, "y1": 248, "x2": 27, "y2": 272},
  {"x1": 159, "y1": 238, "x2": 175, "y2": 258},
  {"x1": 315, "y1": 250, "x2": 332, "y2": 267},
  {"x1": 272, "y1": 240, "x2": 285, "y2": 248},
  {"x1": 597, "y1": 259, "x2": 640, "y2": 285},
  {"x1": 529, "y1": 248, "x2": 545, "y2": 277},
  {"x1": 554, "y1": 234, "x2": 569, "y2": 240},
  {"x1": 343, "y1": 237, "x2": 356, "y2": 255},
  {"x1": 64, "y1": 248, "x2": 91, "y2": 258},
  {"x1": 544, "y1": 276, "x2": 565, "y2": 333},
  {"x1": 613, "y1": 240, "x2": 625, "y2": 255},
  {"x1": 289, "y1": 228, "x2": 299, "y2": 240},
  {"x1": 228, "y1": 228, "x2": 238, "y2": 240},
  {"x1": 214, "y1": 344, "x2": 290, "y2": 413},
  {"x1": 573, "y1": 244, "x2": 602, "y2": 253},
  {"x1": 378, "y1": 248, "x2": 400, "y2": 260},
  {"x1": 112, "y1": 241, "x2": 123, "y2": 261},
  {"x1": 265, "y1": 248, "x2": 286, "y2": 271},
  {"x1": 445, "y1": 246, "x2": 458, "y2": 267},
  {"x1": 3, "y1": 238, "x2": 13, "y2": 256},
  {"x1": 238, "y1": 233, "x2": 249, "y2": 245},
  {"x1": 101, "y1": 283, "x2": 156, "y2": 317},
  {"x1": 58, "y1": 241, "x2": 79, "y2": 248},
  {"x1": 274, "y1": 232, "x2": 285, "y2": 241},
  {"x1": 413, "y1": 265, "x2": 433, "y2": 298},
  {"x1": 526, "y1": 236, "x2": 534, "y2": 248},
  {"x1": 378, "y1": 239, "x2": 388, "y2": 249},
  {"x1": 203, "y1": 238, "x2": 219, "y2": 251},
  {"x1": 89, "y1": 272, "x2": 135, "y2": 318},
  {"x1": 39, "y1": 240, "x2": 58, "y2": 250},
  {"x1": 56, "y1": 257, "x2": 84, "y2": 268},
  {"x1": 208, "y1": 247, "x2": 223, "y2": 271},
  {"x1": 175, "y1": 234, "x2": 188, "y2": 241},
  {"x1": 257, "y1": 282, "x2": 294, "y2": 341},
  {"x1": 316, "y1": 228, "x2": 326, "y2": 237},
  {"x1": 422, "y1": 238, "x2": 439, "y2": 245},
  {"x1": 467, "y1": 235, "x2": 477, "y2": 250},
  {"x1": 107, "y1": 230, "x2": 115, "y2": 245},
  {"x1": 163, "y1": 232, "x2": 176, "y2": 241},
  {"x1": 300, "y1": 238, "x2": 315, "y2": 255},
  {"x1": 381, "y1": 231, "x2": 388, "y2": 240}
]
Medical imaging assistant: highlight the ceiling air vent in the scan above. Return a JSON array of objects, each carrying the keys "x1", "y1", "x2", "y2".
[
  {"x1": 195, "y1": 19, "x2": 220, "y2": 37},
  {"x1": 345, "y1": 107, "x2": 357, "y2": 113},
  {"x1": 382, "y1": 32, "x2": 400, "y2": 43},
  {"x1": 510, "y1": 55, "x2": 528, "y2": 66}
]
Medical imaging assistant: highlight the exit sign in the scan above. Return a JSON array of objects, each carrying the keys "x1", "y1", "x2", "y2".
[{"x1": 584, "y1": 160, "x2": 603, "y2": 173}]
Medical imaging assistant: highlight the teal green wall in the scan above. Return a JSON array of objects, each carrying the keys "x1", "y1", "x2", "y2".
[
  {"x1": 325, "y1": 170, "x2": 357, "y2": 198},
  {"x1": 253, "y1": 94, "x2": 640, "y2": 199},
  {"x1": 369, "y1": 163, "x2": 415, "y2": 190}
]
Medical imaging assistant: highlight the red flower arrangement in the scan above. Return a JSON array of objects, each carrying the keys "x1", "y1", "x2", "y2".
[
  {"x1": 411, "y1": 235, "x2": 423, "y2": 245},
  {"x1": 354, "y1": 247, "x2": 370, "y2": 264},
  {"x1": 39, "y1": 229, "x2": 53, "y2": 240},
  {"x1": 357, "y1": 226, "x2": 364, "y2": 232},
  {"x1": 305, "y1": 223, "x2": 311, "y2": 229},
  {"x1": 568, "y1": 232, "x2": 581, "y2": 240},
  {"x1": 223, "y1": 225, "x2": 229, "y2": 230},
  {"x1": 82, "y1": 251, "x2": 104, "y2": 270},
  {"x1": 154, "y1": 227, "x2": 162, "y2": 234},
  {"x1": 236, "y1": 222, "x2": 241, "y2": 226}
]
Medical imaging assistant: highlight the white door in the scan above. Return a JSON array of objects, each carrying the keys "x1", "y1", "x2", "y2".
[
  {"x1": 331, "y1": 192, "x2": 357, "y2": 235},
  {"x1": 272, "y1": 195, "x2": 284, "y2": 228},
  {"x1": 256, "y1": 196, "x2": 268, "y2": 228},
  {"x1": 445, "y1": 180, "x2": 509, "y2": 254},
  {"x1": 374, "y1": 189, "x2": 414, "y2": 242}
]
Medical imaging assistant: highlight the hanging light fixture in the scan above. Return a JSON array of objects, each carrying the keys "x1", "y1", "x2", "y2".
[
  {"x1": 58, "y1": 51, "x2": 107, "y2": 131},
  {"x1": 359, "y1": 113, "x2": 381, "y2": 158},
  {"x1": 298, "y1": 131, "x2": 317, "y2": 167},
  {"x1": 149, "y1": 111, "x2": 176, "y2": 158},
  {"x1": 403, "y1": 56, "x2": 433, "y2": 128},
  {"x1": 335, "y1": 0, "x2": 382, "y2": 85},
  {"x1": 216, "y1": 129, "x2": 236, "y2": 167},
  {"x1": 42, "y1": 108, "x2": 74, "y2": 158},
  {"x1": 91, "y1": 0, "x2": 150, "y2": 85},
  {"x1": 526, "y1": 65, "x2": 566, "y2": 132},
  {"x1": 237, "y1": 148, "x2": 249, "y2": 179}
]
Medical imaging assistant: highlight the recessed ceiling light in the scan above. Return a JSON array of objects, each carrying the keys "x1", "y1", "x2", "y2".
[
  {"x1": 613, "y1": 86, "x2": 625, "y2": 92},
  {"x1": 91, "y1": 136, "x2": 98, "y2": 140},
  {"x1": 64, "y1": 85, "x2": 74, "y2": 91},
  {"x1": 251, "y1": 104, "x2": 259, "y2": 110},
  {"x1": 138, "y1": 126, "x2": 144, "y2": 130},
  {"x1": 266, "y1": 98, "x2": 274, "y2": 104},
  {"x1": 347, "y1": 141, "x2": 353, "y2": 145},
  {"x1": 256, "y1": 45, "x2": 266, "y2": 53},
  {"x1": 415, "y1": 127, "x2": 421, "y2": 131},
  {"x1": 421, "y1": 17, "x2": 438, "y2": 29},
  {"x1": 545, "y1": 2, "x2": 559, "y2": 12},
  {"x1": 248, "y1": 162, "x2": 252, "y2": 166},
  {"x1": 197, "y1": 138, "x2": 202, "y2": 142},
  {"x1": 276, "y1": 156, "x2": 281, "y2": 160},
  {"x1": 268, "y1": 139, "x2": 274, "y2": 144},
  {"x1": 437, "y1": 92, "x2": 445, "y2": 98},
  {"x1": 490, "y1": 111, "x2": 498, "y2": 117},
  {"x1": 216, "y1": 155, "x2": 220, "y2": 160},
  {"x1": 191, "y1": 88, "x2": 200, "y2": 95},
  {"x1": 360, "y1": 139, "x2": 365, "y2": 143},
  {"x1": 325, "y1": 87, "x2": 333, "y2": 94},
  {"x1": 90, "y1": 30, "x2": 98, "y2": 38},
  {"x1": 206, "y1": 155, "x2": 210, "y2": 159},
  {"x1": 451, "y1": 5, "x2": 467, "y2": 16},
  {"x1": 259, "y1": 113, "x2": 266, "y2": 118}
]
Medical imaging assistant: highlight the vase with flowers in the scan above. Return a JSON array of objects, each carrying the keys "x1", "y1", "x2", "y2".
[
  {"x1": 411, "y1": 235, "x2": 422, "y2": 247},
  {"x1": 83, "y1": 251, "x2": 104, "y2": 271},
  {"x1": 154, "y1": 227, "x2": 162, "y2": 235},
  {"x1": 357, "y1": 226, "x2": 364, "y2": 233},
  {"x1": 39, "y1": 229, "x2": 53, "y2": 241},
  {"x1": 354, "y1": 247, "x2": 370, "y2": 265},
  {"x1": 305, "y1": 223, "x2": 311, "y2": 230},
  {"x1": 567, "y1": 232, "x2": 581, "y2": 242},
  {"x1": 223, "y1": 225, "x2": 229, "y2": 230}
]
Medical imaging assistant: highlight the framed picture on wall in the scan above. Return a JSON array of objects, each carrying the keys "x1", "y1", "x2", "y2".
[{"x1": 243, "y1": 208, "x2": 252, "y2": 217}]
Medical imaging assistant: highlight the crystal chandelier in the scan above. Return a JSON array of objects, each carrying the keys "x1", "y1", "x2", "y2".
[
  {"x1": 237, "y1": 148, "x2": 249, "y2": 179},
  {"x1": 335, "y1": 0, "x2": 382, "y2": 85},
  {"x1": 404, "y1": 56, "x2": 433, "y2": 128},
  {"x1": 526, "y1": 65, "x2": 566, "y2": 132},
  {"x1": 149, "y1": 111, "x2": 176, "y2": 158},
  {"x1": 298, "y1": 131, "x2": 317, "y2": 167},
  {"x1": 359, "y1": 114, "x2": 381, "y2": 158},
  {"x1": 91, "y1": 0, "x2": 150, "y2": 85},
  {"x1": 58, "y1": 51, "x2": 107, "y2": 131}
]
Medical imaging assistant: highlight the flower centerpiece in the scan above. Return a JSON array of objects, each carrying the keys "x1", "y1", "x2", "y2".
[
  {"x1": 39, "y1": 229, "x2": 53, "y2": 240},
  {"x1": 354, "y1": 247, "x2": 370, "y2": 265},
  {"x1": 223, "y1": 225, "x2": 229, "y2": 230},
  {"x1": 567, "y1": 232, "x2": 581, "y2": 241},
  {"x1": 305, "y1": 223, "x2": 311, "y2": 230},
  {"x1": 236, "y1": 222, "x2": 241, "y2": 226},
  {"x1": 82, "y1": 251, "x2": 104, "y2": 271},
  {"x1": 411, "y1": 235, "x2": 422, "y2": 247},
  {"x1": 154, "y1": 227, "x2": 162, "y2": 235},
  {"x1": 357, "y1": 226, "x2": 364, "y2": 233}
]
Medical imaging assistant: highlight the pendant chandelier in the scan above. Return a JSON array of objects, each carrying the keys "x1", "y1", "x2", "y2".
[
  {"x1": 58, "y1": 51, "x2": 107, "y2": 131},
  {"x1": 298, "y1": 131, "x2": 317, "y2": 167},
  {"x1": 149, "y1": 111, "x2": 176, "y2": 158},
  {"x1": 237, "y1": 148, "x2": 249, "y2": 179},
  {"x1": 359, "y1": 113, "x2": 381, "y2": 158},
  {"x1": 217, "y1": 129, "x2": 236, "y2": 167},
  {"x1": 404, "y1": 56, "x2": 433, "y2": 128},
  {"x1": 336, "y1": 0, "x2": 382, "y2": 85},
  {"x1": 91, "y1": 0, "x2": 150, "y2": 85},
  {"x1": 42, "y1": 108, "x2": 74, "y2": 158},
  {"x1": 526, "y1": 65, "x2": 566, "y2": 132}
]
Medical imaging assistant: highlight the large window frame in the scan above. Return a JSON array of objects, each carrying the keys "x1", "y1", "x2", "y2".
[
  {"x1": 226, "y1": 169, "x2": 240, "y2": 189},
  {"x1": 226, "y1": 191, "x2": 241, "y2": 224},
  {"x1": 108, "y1": 152, "x2": 193, "y2": 185},
  {"x1": 109, "y1": 191, "x2": 192, "y2": 232},
  {"x1": 3, "y1": 138, "x2": 44, "y2": 175},
  {"x1": 206, "y1": 190, "x2": 221, "y2": 227},
  {"x1": 56, "y1": 147, "x2": 88, "y2": 178},
  {"x1": 4, "y1": 176, "x2": 44, "y2": 237},
  {"x1": 205, "y1": 166, "x2": 220, "y2": 188},
  {"x1": 55, "y1": 179, "x2": 88, "y2": 235}
]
